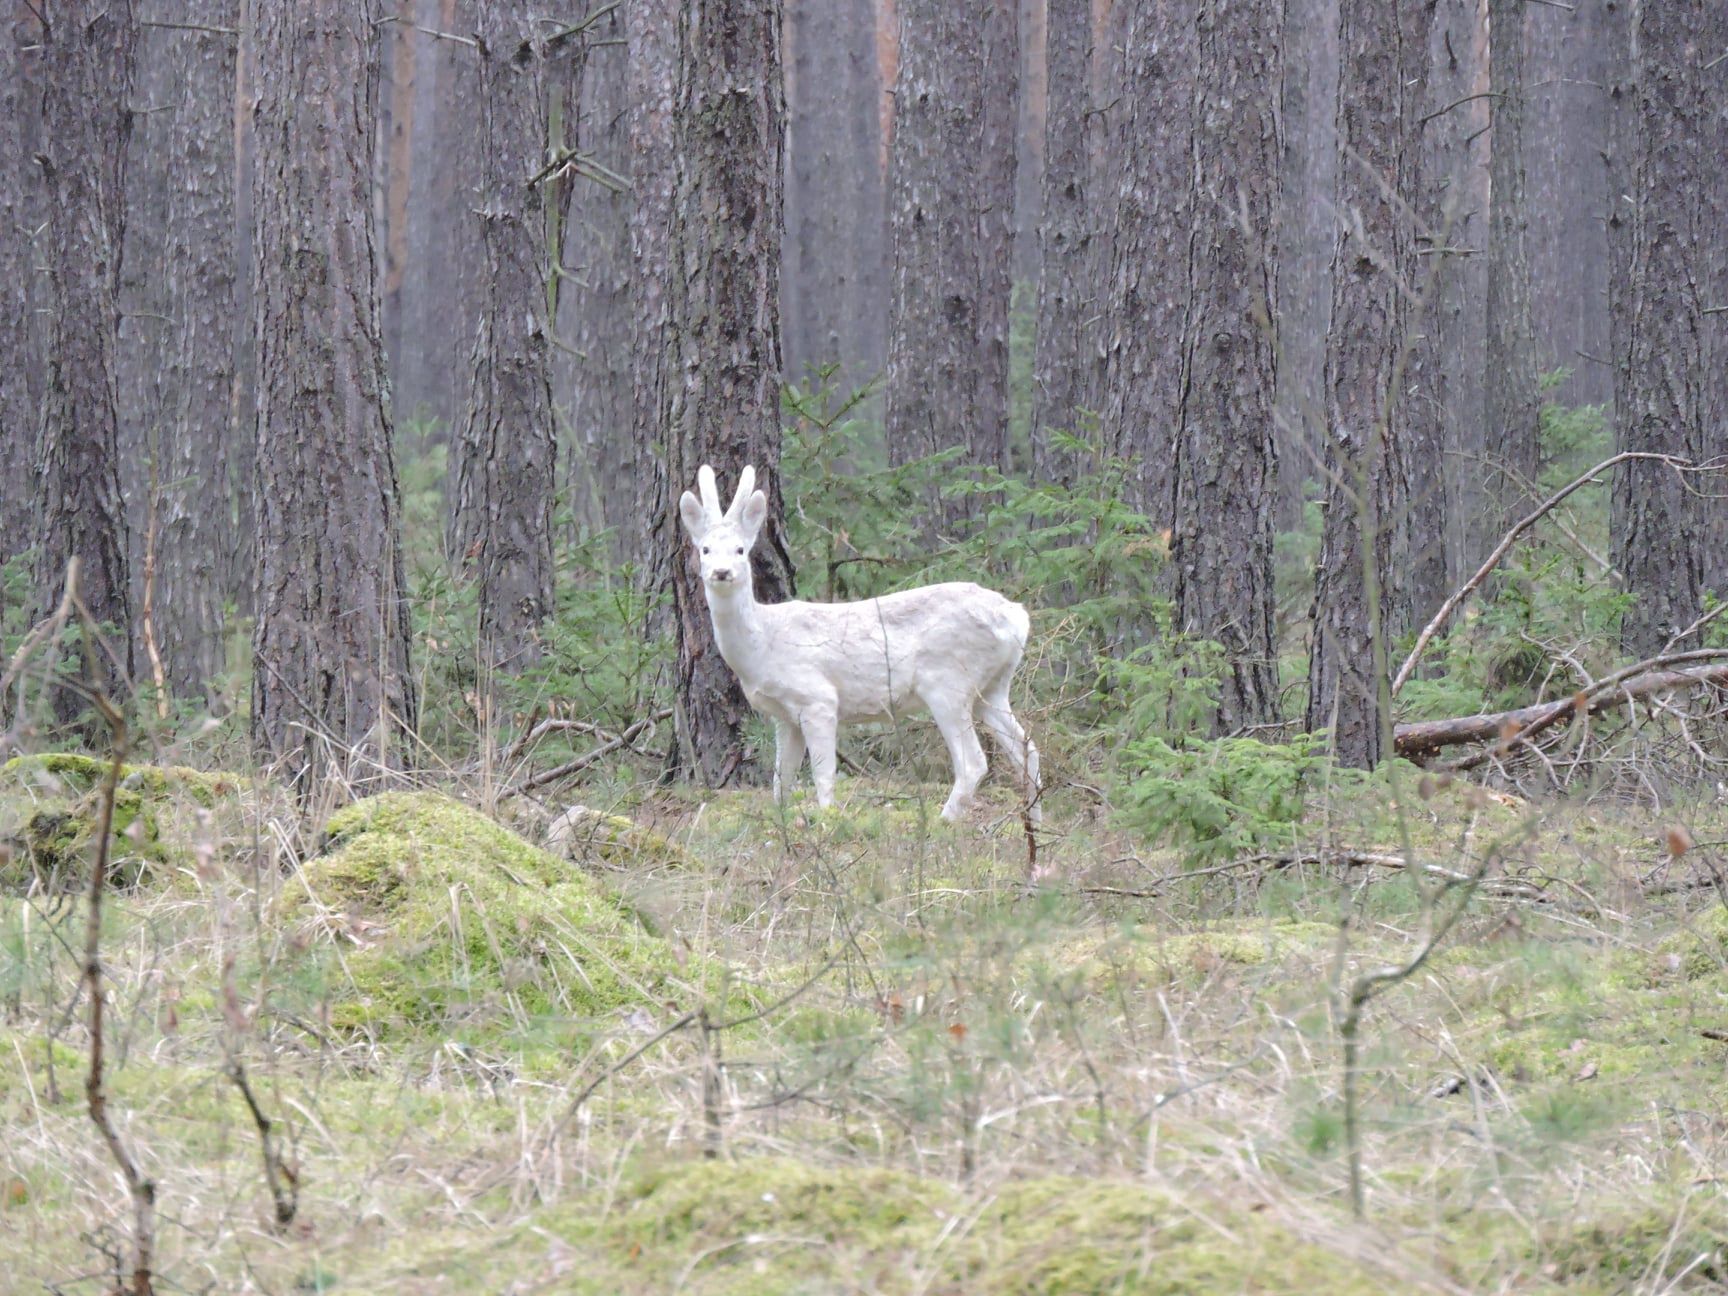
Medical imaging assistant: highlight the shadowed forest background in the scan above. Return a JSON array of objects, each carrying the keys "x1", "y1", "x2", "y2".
[{"x1": 2, "y1": 0, "x2": 1727, "y2": 1292}]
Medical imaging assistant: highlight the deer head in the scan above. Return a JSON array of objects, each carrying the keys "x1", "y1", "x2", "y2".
[{"x1": 679, "y1": 464, "x2": 767, "y2": 597}]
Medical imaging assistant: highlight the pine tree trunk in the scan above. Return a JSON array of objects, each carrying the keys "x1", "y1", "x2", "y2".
[
  {"x1": 33, "y1": 0, "x2": 138, "y2": 709},
  {"x1": 783, "y1": 0, "x2": 887, "y2": 394},
  {"x1": 446, "y1": 6, "x2": 559, "y2": 676},
  {"x1": 1030, "y1": 0, "x2": 1097, "y2": 488},
  {"x1": 152, "y1": 7, "x2": 239, "y2": 704},
  {"x1": 0, "y1": 15, "x2": 39, "y2": 596},
  {"x1": 1484, "y1": 0, "x2": 1542, "y2": 535},
  {"x1": 1608, "y1": 0, "x2": 1726, "y2": 655},
  {"x1": 883, "y1": 0, "x2": 1015, "y2": 514},
  {"x1": 649, "y1": 0, "x2": 796, "y2": 786},
  {"x1": 559, "y1": 7, "x2": 636, "y2": 554},
  {"x1": 1170, "y1": 0, "x2": 1282, "y2": 734},
  {"x1": 1097, "y1": 0, "x2": 1194, "y2": 516},
  {"x1": 976, "y1": 0, "x2": 1019, "y2": 479},
  {"x1": 1420, "y1": 0, "x2": 1490, "y2": 583},
  {"x1": 251, "y1": 0, "x2": 416, "y2": 795},
  {"x1": 1306, "y1": 0, "x2": 1428, "y2": 769}
]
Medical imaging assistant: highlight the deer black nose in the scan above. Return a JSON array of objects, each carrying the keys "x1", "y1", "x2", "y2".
[{"x1": 711, "y1": 567, "x2": 734, "y2": 582}]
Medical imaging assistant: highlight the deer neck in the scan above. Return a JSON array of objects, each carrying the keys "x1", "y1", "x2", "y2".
[{"x1": 703, "y1": 581, "x2": 768, "y2": 682}]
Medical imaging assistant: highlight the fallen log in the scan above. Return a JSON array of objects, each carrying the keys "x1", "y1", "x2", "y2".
[{"x1": 1394, "y1": 657, "x2": 1728, "y2": 761}]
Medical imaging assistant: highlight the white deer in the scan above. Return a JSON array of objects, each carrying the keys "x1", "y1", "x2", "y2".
[{"x1": 679, "y1": 464, "x2": 1041, "y2": 823}]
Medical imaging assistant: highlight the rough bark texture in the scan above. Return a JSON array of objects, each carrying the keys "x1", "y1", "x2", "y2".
[
  {"x1": 1527, "y1": 0, "x2": 1613, "y2": 409},
  {"x1": 1097, "y1": 0, "x2": 1194, "y2": 515},
  {"x1": 782, "y1": 0, "x2": 887, "y2": 395},
  {"x1": 446, "y1": 6, "x2": 559, "y2": 675},
  {"x1": 1484, "y1": 0, "x2": 1542, "y2": 537},
  {"x1": 1305, "y1": 0, "x2": 1427, "y2": 769},
  {"x1": 977, "y1": 0, "x2": 1019, "y2": 479},
  {"x1": 1169, "y1": 0, "x2": 1282, "y2": 734},
  {"x1": 627, "y1": 0, "x2": 677, "y2": 574},
  {"x1": 150, "y1": 4, "x2": 239, "y2": 703},
  {"x1": 229, "y1": 19, "x2": 258, "y2": 619},
  {"x1": 1608, "y1": 0, "x2": 1727, "y2": 656},
  {"x1": 559, "y1": 7, "x2": 635, "y2": 553},
  {"x1": 251, "y1": 0, "x2": 416, "y2": 794},
  {"x1": 0, "y1": 14, "x2": 38, "y2": 595},
  {"x1": 1270, "y1": 0, "x2": 1339, "y2": 526},
  {"x1": 1031, "y1": 0, "x2": 1098, "y2": 488},
  {"x1": 883, "y1": 0, "x2": 1015, "y2": 509},
  {"x1": 1420, "y1": 0, "x2": 1490, "y2": 583},
  {"x1": 648, "y1": 0, "x2": 796, "y2": 787},
  {"x1": 33, "y1": 0, "x2": 138, "y2": 704}
]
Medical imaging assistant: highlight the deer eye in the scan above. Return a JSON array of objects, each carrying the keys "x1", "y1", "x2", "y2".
[
  {"x1": 701, "y1": 546, "x2": 709, "y2": 555},
  {"x1": 735, "y1": 547, "x2": 744, "y2": 555}
]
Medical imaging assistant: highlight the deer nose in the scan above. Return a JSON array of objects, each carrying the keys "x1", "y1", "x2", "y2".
[{"x1": 710, "y1": 566, "x2": 734, "y2": 583}]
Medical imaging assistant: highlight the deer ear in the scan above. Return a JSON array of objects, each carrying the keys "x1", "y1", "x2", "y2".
[
  {"x1": 740, "y1": 489, "x2": 768, "y2": 541},
  {"x1": 679, "y1": 490, "x2": 708, "y2": 540}
]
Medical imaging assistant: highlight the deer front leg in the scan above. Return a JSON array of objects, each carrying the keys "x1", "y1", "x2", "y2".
[
  {"x1": 772, "y1": 717, "x2": 806, "y2": 804},
  {"x1": 800, "y1": 704, "x2": 839, "y2": 809}
]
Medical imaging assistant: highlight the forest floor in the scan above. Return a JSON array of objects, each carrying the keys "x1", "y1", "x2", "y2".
[{"x1": 3, "y1": 750, "x2": 1728, "y2": 1294}]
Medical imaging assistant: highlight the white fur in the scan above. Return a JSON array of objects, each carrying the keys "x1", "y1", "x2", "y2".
[{"x1": 679, "y1": 464, "x2": 1041, "y2": 823}]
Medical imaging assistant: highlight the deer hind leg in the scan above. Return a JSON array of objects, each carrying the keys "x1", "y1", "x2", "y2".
[
  {"x1": 800, "y1": 703, "x2": 839, "y2": 809},
  {"x1": 977, "y1": 678, "x2": 1042, "y2": 824},
  {"x1": 928, "y1": 696, "x2": 988, "y2": 822},
  {"x1": 772, "y1": 717, "x2": 806, "y2": 805}
]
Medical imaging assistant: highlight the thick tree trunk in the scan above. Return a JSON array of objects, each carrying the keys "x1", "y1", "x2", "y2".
[
  {"x1": 559, "y1": 7, "x2": 635, "y2": 553},
  {"x1": 251, "y1": 0, "x2": 416, "y2": 795},
  {"x1": 977, "y1": 0, "x2": 1019, "y2": 479},
  {"x1": 1097, "y1": 0, "x2": 1193, "y2": 516},
  {"x1": 229, "y1": 19, "x2": 258, "y2": 621},
  {"x1": 1306, "y1": 0, "x2": 1428, "y2": 769},
  {"x1": 1270, "y1": 0, "x2": 1339, "y2": 528},
  {"x1": 1484, "y1": 0, "x2": 1542, "y2": 537},
  {"x1": 782, "y1": 0, "x2": 887, "y2": 395},
  {"x1": 33, "y1": 0, "x2": 138, "y2": 708},
  {"x1": 0, "y1": 14, "x2": 38, "y2": 598},
  {"x1": 1030, "y1": 0, "x2": 1097, "y2": 488},
  {"x1": 150, "y1": 6, "x2": 239, "y2": 704},
  {"x1": 883, "y1": 0, "x2": 1015, "y2": 512},
  {"x1": 1420, "y1": 0, "x2": 1490, "y2": 583},
  {"x1": 1169, "y1": 0, "x2": 1282, "y2": 734},
  {"x1": 1608, "y1": 0, "x2": 1727, "y2": 656},
  {"x1": 649, "y1": 0, "x2": 796, "y2": 786},
  {"x1": 446, "y1": 6, "x2": 559, "y2": 675}
]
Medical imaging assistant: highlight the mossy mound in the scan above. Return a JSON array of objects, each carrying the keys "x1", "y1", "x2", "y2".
[
  {"x1": 513, "y1": 1157, "x2": 1395, "y2": 1295},
  {"x1": 281, "y1": 792, "x2": 729, "y2": 1050},
  {"x1": 546, "y1": 803, "x2": 695, "y2": 869},
  {"x1": 0, "y1": 754, "x2": 245, "y2": 891}
]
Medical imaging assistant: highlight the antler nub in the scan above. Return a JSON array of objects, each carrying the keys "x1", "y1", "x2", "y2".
[
  {"x1": 697, "y1": 464, "x2": 722, "y2": 518},
  {"x1": 727, "y1": 465, "x2": 756, "y2": 521}
]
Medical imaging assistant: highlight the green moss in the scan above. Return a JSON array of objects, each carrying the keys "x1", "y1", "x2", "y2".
[
  {"x1": 1543, "y1": 1200, "x2": 1728, "y2": 1287},
  {"x1": 281, "y1": 792, "x2": 736, "y2": 1052},
  {"x1": 546, "y1": 804, "x2": 695, "y2": 869},
  {"x1": 0, "y1": 753, "x2": 245, "y2": 807}
]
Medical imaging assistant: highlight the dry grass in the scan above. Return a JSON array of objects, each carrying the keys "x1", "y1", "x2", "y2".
[{"x1": 3, "y1": 754, "x2": 1728, "y2": 1293}]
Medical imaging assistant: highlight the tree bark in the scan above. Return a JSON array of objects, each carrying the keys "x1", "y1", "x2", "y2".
[
  {"x1": 0, "y1": 13, "x2": 39, "y2": 599},
  {"x1": 1169, "y1": 0, "x2": 1282, "y2": 733},
  {"x1": 251, "y1": 0, "x2": 416, "y2": 795},
  {"x1": 1484, "y1": 0, "x2": 1542, "y2": 538},
  {"x1": 883, "y1": 0, "x2": 1016, "y2": 513},
  {"x1": 1097, "y1": 0, "x2": 1194, "y2": 515},
  {"x1": 1305, "y1": 0, "x2": 1429, "y2": 769},
  {"x1": 33, "y1": 0, "x2": 138, "y2": 709},
  {"x1": 1030, "y1": 0, "x2": 1098, "y2": 488},
  {"x1": 151, "y1": 5, "x2": 239, "y2": 704},
  {"x1": 1608, "y1": 0, "x2": 1727, "y2": 656},
  {"x1": 1270, "y1": 0, "x2": 1339, "y2": 529},
  {"x1": 446, "y1": 5, "x2": 559, "y2": 676},
  {"x1": 783, "y1": 0, "x2": 887, "y2": 395},
  {"x1": 649, "y1": 0, "x2": 796, "y2": 786},
  {"x1": 559, "y1": 6, "x2": 636, "y2": 554},
  {"x1": 1419, "y1": 0, "x2": 1490, "y2": 583}
]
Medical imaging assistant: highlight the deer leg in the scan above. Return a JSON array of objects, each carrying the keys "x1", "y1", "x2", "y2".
[
  {"x1": 977, "y1": 685, "x2": 1041, "y2": 824},
  {"x1": 772, "y1": 717, "x2": 806, "y2": 804},
  {"x1": 800, "y1": 704, "x2": 839, "y2": 809},
  {"x1": 929, "y1": 699, "x2": 987, "y2": 822}
]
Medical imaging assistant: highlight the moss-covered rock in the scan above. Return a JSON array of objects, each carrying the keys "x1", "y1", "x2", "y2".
[
  {"x1": 546, "y1": 803, "x2": 694, "y2": 869},
  {"x1": 281, "y1": 791, "x2": 734, "y2": 1051}
]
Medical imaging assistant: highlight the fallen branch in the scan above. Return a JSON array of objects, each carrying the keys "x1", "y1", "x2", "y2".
[
  {"x1": 1394, "y1": 653, "x2": 1728, "y2": 762},
  {"x1": 1392, "y1": 451, "x2": 1691, "y2": 696},
  {"x1": 508, "y1": 707, "x2": 674, "y2": 794}
]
